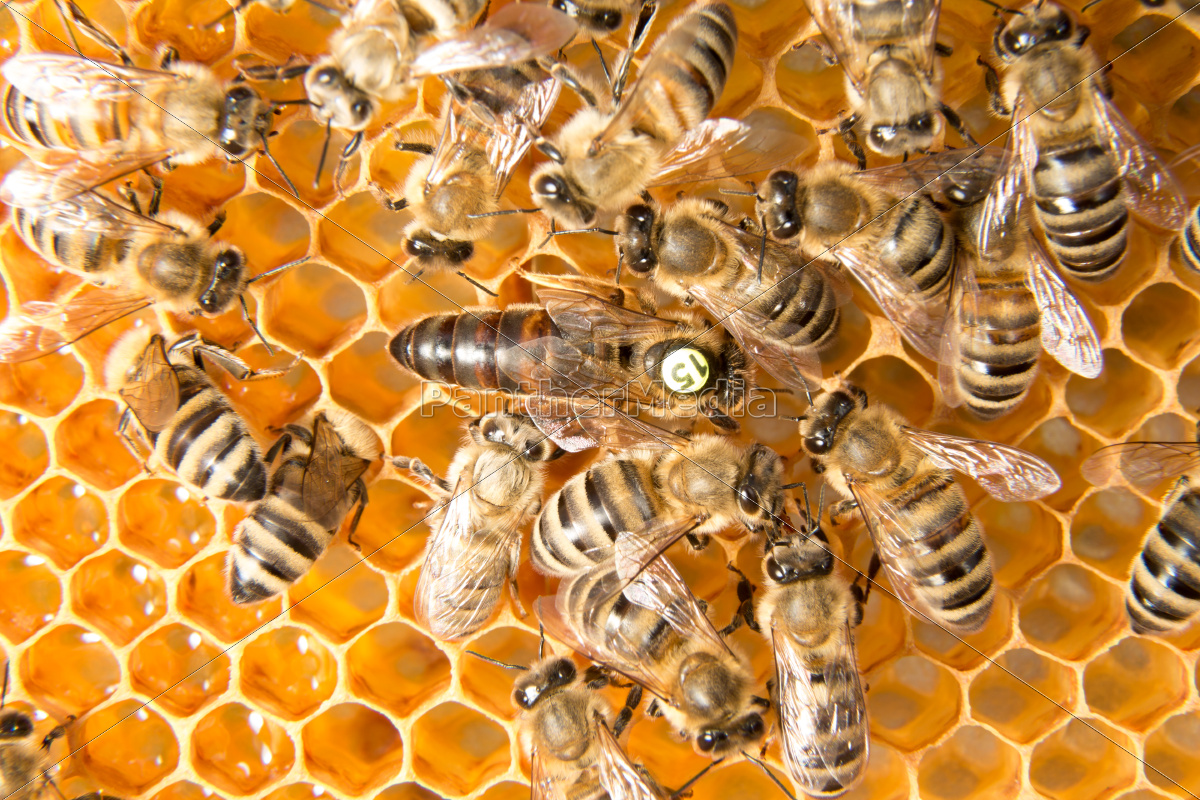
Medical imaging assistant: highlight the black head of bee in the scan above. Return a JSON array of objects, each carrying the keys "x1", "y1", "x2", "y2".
[
  {"x1": 550, "y1": 0, "x2": 623, "y2": 30},
  {"x1": 219, "y1": 85, "x2": 273, "y2": 158},
  {"x1": 513, "y1": 658, "x2": 575, "y2": 710},
  {"x1": 618, "y1": 204, "x2": 658, "y2": 276},
  {"x1": 405, "y1": 232, "x2": 474, "y2": 266},
  {"x1": 760, "y1": 171, "x2": 801, "y2": 239},
  {"x1": 532, "y1": 171, "x2": 597, "y2": 227},
  {"x1": 996, "y1": 4, "x2": 1075, "y2": 58},
  {"x1": 198, "y1": 249, "x2": 248, "y2": 315},
  {"x1": 696, "y1": 713, "x2": 765, "y2": 755},
  {"x1": 801, "y1": 387, "x2": 865, "y2": 456},
  {"x1": 736, "y1": 444, "x2": 784, "y2": 527},
  {"x1": 305, "y1": 65, "x2": 375, "y2": 131},
  {"x1": 0, "y1": 710, "x2": 32, "y2": 740},
  {"x1": 867, "y1": 111, "x2": 934, "y2": 154}
]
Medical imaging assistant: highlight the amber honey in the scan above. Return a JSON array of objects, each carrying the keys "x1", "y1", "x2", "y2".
[{"x1": 0, "y1": 0, "x2": 1199, "y2": 798}]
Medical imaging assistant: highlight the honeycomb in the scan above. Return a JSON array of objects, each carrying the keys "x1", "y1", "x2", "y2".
[{"x1": 0, "y1": 0, "x2": 1199, "y2": 798}]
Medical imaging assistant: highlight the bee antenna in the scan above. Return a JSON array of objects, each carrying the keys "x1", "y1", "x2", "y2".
[
  {"x1": 465, "y1": 651, "x2": 528, "y2": 671},
  {"x1": 756, "y1": 216, "x2": 768, "y2": 284},
  {"x1": 740, "y1": 752, "x2": 797, "y2": 800},
  {"x1": 2, "y1": 661, "x2": 8, "y2": 709},
  {"x1": 456, "y1": 271, "x2": 498, "y2": 297},
  {"x1": 780, "y1": 415, "x2": 805, "y2": 423},
  {"x1": 718, "y1": 187, "x2": 759, "y2": 197},
  {"x1": 539, "y1": 226, "x2": 618, "y2": 248},
  {"x1": 466, "y1": 208, "x2": 540, "y2": 219},
  {"x1": 314, "y1": 120, "x2": 333, "y2": 190},
  {"x1": 260, "y1": 132, "x2": 300, "y2": 198},
  {"x1": 247, "y1": 256, "x2": 309, "y2": 285},
  {"x1": 798, "y1": 482, "x2": 812, "y2": 528},
  {"x1": 614, "y1": 250, "x2": 624, "y2": 286},
  {"x1": 780, "y1": 482, "x2": 806, "y2": 491},
  {"x1": 539, "y1": 622, "x2": 546, "y2": 661},
  {"x1": 976, "y1": 0, "x2": 1024, "y2": 13}
]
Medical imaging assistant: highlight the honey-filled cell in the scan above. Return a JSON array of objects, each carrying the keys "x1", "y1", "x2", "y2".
[
  {"x1": 240, "y1": 627, "x2": 337, "y2": 719},
  {"x1": 0, "y1": 551, "x2": 61, "y2": 643},
  {"x1": 329, "y1": 334, "x2": 418, "y2": 424},
  {"x1": 128, "y1": 623, "x2": 230, "y2": 717},
  {"x1": 0, "y1": 411, "x2": 47, "y2": 499},
  {"x1": 410, "y1": 702, "x2": 510, "y2": 796},
  {"x1": 54, "y1": 399, "x2": 141, "y2": 492},
  {"x1": 151, "y1": 780, "x2": 228, "y2": 800},
  {"x1": 302, "y1": 703, "x2": 405, "y2": 795},
  {"x1": 22, "y1": 624, "x2": 120, "y2": 717},
  {"x1": 288, "y1": 543, "x2": 388, "y2": 643},
  {"x1": 0, "y1": 350, "x2": 84, "y2": 419},
  {"x1": 70, "y1": 550, "x2": 168, "y2": 646},
  {"x1": 12, "y1": 477, "x2": 108, "y2": 569},
  {"x1": 132, "y1": 0, "x2": 234, "y2": 63},
  {"x1": 263, "y1": 262, "x2": 368, "y2": 358},
  {"x1": 118, "y1": 479, "x2": 217, "y2": 569},
  {"x1": 80, "y1": 699, "x2": 181, "y2": 795},
  {"x1": 178, "y1": 553, "x2": 282, "y2": 643},
  {"x1": 192, "y1": 703, "x2": 296, "y2": 795},
  {"x1": 459, "y1": 626, "x2": 539, "y2": 721},
  {"x1": 345, "y1": 622, "x2": 451, "y2": 718},
  {"x1": 349, "y1": 479, "x2": 431, "y2": 572}
]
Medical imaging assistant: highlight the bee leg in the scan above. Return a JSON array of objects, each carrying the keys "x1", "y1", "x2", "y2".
[
  {"x1": 941, "y1": 103, "x2": 978, "y2": 146},
  {"x1": 160, "y1": 47, "x2": 180, "y2": 70},
  {"x1": 646, "y1": 699, "x2": 663, "y2": 718},
  {"x1": 194, "y1": 344, "x2": 298, "y2": 381},
  {"x1": 117, "y1": 410, "x2": 153, "y2": 474},
  {"x1": 726, "y1": 563, "x2": 761, "y2": 634},
  {"x1": 57, "y1": 0, "x2": 133, "y2": 65},
  {"x1": 685, "y1": 532, "x2": 710, "y2": 552},
  {"x1": 41, "y1": 716, "x2": 74, "y2": 750},
  {"x1": 394, "y1": 457, "x2": 452, "y2": 496},
  {"x1": 611, "y1": 0, "x2": 657, "y2": 103},
  {"x1": 850, "y1": 553, "x2": 881, "y2": 627},
  {"x1": 934, "y1": 42, "x2": 954, "y2": 58},
  {"x1": 749, "y1": 695, "x2": 770, "y2": 709},
  {"x1": 147, "y1": 176, "x2": 164, "y2": 218},
  {"x1": 345, "y1": 479, "x2": 369, "y2": 551},
  {"x1": 978, "y1": 57, "x2": 1010, "y2": 116},
  {"x1": 591, "y1": 38, "x2": 613, "y2": 91},
  {"x1": 393, "y1": 141, "x2": 436, "y2": 156},
  {"x1": 795, "y1": 36, "x2": 839, "y2": 67},
  {"x1": 540, "y1": 60, "x2": 598, "y2": 108},
  {"x1": 612, "y1": 684, "x2": 643, "y2": 738},
  {"x1": 333, "y1": 132, "x2": 363, "y2": 196},
  {"x1": 828, "y1": 499, "x2": 858, "y2": 527},
  {"x1": 840, "y1": 119, "x2": 866, "y2": 171},
  {"x1": 263, "y1": 431, "x2": 294, "y2": 466},
  {"x1": 206, "y1": 210, "x2": 227, "y2": 238}
]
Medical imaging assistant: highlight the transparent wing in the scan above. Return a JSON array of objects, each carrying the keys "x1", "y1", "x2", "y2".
[
  {"x1": 1092, "y1": 90, "x2": 1187, "y2": 231},
  {"x1": 414, "y1": 476, "x2": 523, "y2": 640},
  {"x1": 0, "y1": 290, "x2": 153, "y2": 363},
  {"x1": 2, "y1": 53, "x2": 184, "y2": 103},
  {"x1": 936, "y1": 251, "x2": 978, "y2": 409},
  {"x1": 977, "y1": 95, "x2": 1036, "y2": 259},
  {"x1": 519, "y1": 395, "x2": 689, "y2": 453},
  {"x1": 118, "y1": 333, "x2": 181, "y2": 434},
  {"x1": 1080, "y1": 442, "x2": 1200, "y2": 491},
  {"x1": 902, "y1": 427, "x2": 1061, "y2": 501},
  {"x1": 0, "y1": 157, "x2": 176, "y2": 208},
  {"x1": 302, "y1": 413, "x2": 371, "y2": 523},
  {"x1": 648, "y1": 113, "x2": 811, "y2": 187},
  {"x1": 594, "y1": 720, "x2": 663, "y2": 800},
  {"x1": 2, "y1": 174, "x2": 179, "y2": 242},
  {"x1": 410, "y1": 4, "x2": 577, "y2": 76},
  {"x1": 497, "y1": 336, "x2": 615, "y2": 392},
  {"x1": 609, "y1": 513, "x2": 709, "y2": 581},
  {"x1": 1025, "y1": 240, "x2": 1102, "y2": 379},
  {"x1": 488, "y1": 73, "x2": 561, "y2": 194},
  {"x1": 852, "y1": 146, "x2": 1005, "y2": 208},
  {"x1": 614, "y1": 548, "x2": 733, "y2": 659},
  {"x1": 535, "y1": 286, "x2": 681, "y2": 343},
  {"x1": 806, "y1": 0, "x2": 940, "y2": 90},
  {"x1": 422, "y1": 94, "x2": 492, "y2": 194},
  {"x1": 531, "y1": 746, "x2": 570, "y2": 800},
  {"x1": 772, "y1": 624, "x2": 867, "y2": 796}
]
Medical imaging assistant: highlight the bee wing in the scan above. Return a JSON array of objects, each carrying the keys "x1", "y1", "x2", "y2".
[
  {"x1": 0, "y1": 290, "x2": 154, "y2": 363},
  {"x1": 119, "y1": 333, "x2": 182, "y2": 434},
  {"x1": 1080, "y1": 442, "x2": 1200, "y2": 491},
  {"x1": 594, "y1": 719, "x2": 663, "y2": 800},
  {"x1": 772, "y1": 624, "x2": 868, "y2": 796},
  {"x1": 422, "y1": 95, "x2": 493, "y2": 193},
  {"x1": 615, "y1": 549, "x2": 735, "y2": 659},
  {"x1": 977, "y1": 95, "x2": 1037, "y2": 259},
  {"x1": 1092, "y1": 90, "x2": 1187, "y2": 231},
  {"x1": 409, "y1": 4, "x2": 577, "y2": 77},
  {"x1": 531, "y1": 746, "x2": 570, "y2": 800},
  {"x1": 647, "y1": 114, "x2": 810, "y2": 187},
  {"x1": 487, "y1": 74, "x2": 562, "y2": 195},
  {"x1": 805, "y1": 0, "x2": 941, "y2": 90},
  {"x1": 936, "y1": 251, "x2": 979, "y2": 409},
  {"x1": 519, "y1": 395, "x2": 690, "y2": 453},
  {"x1": 0, "y1": 154, "x2": 175, "y2": 205},
  {"x1": 301, "y1": 413, "x2": 371, "y2": 523},
  {"x1": 1025, "y1": 240, "x2": 1103, "y2": 379},
  {"x1": 2, "y1": 178, "x2": 179, "y2": 241},
  {"x1": 852, "y1": 146, "x2": 1005, "y2": 208},
  {"x1": 497, "y1": 336, "x2": 615, "y2": 392},
  {"x1": 609, "y1": 513, "x2": 710, "y2": 581},
  {"x1": 2, "y1": 53, "x2": 185, "y2": 103},
  {"x1": 901, "y1": 427, "x2": 1062, "y2": 501},
  {"x1": 535, "y1": 286, "x2": 681, "y2": 343},
  {"x1": 414, "y1": 475, "x2": 523, "y2": 640}
]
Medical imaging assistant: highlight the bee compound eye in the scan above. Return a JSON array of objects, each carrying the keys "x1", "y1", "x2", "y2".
[
  {"x1": 910, "y1": 113, "x2": 933, "y2": 133},
  {"x1": 765, "y1": 556, "x2": 796, "y2": 583},
  {"x1": 315, "y1": 67, "x2": 338, "y2": 84},
  {"x1": 513, "y1": 688, "x2": 535, "y2": 710},
  {"x1": 869, "y1": 125, "x2": 897, "y2": 146},
  {"x1": 738, "y1": 485, "x2": 762, "y2": 516},
  {"x1": 534, "y1": 174, "x2": 567, "y2": 200},
  {"x1": 352, "y1": 100, "x2": 371, "y2": 121},
  {"x1": 741, "y1": 714, "x2": 765, "y2": 738},
  {"x1": 595, "y1": 9, "x2": 622, "y2": 29}
]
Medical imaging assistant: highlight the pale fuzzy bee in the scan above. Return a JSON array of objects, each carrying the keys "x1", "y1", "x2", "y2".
[
  {"x1": 0, "y1": 664, "x2": 74, "y2": 800},
  {"x1": 228, "y1": 409, "x2": 378, "y2": 604}
]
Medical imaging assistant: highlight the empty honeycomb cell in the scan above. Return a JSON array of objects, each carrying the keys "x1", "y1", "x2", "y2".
[
  {"x1": 709, "y1": 48, "x2": 762, "y2": 119},
  {"x1": 158, "y1": 161, "x2": 248, "y2": 221},
  {"x1": 288, "y1": 543, "x2": 389, "y2": 643},
  {"x1": 262, "y1": 262, "x2": 367, "y2": 358},
  {"x1": 317, "y1": 194, "x2": 409, "y2": 284},
  {"x1": 968, "y1": 648, "x2": 1075, "y2": 745},
  {"x1": 390, "y1": 403, "x2": 476, "y2": 480},
  {"x1": 1111, "y1": 17, "x2": 1200, "y2": 107},
  {"x1": 210, "y1": 345, "x2": 323, "y2": 436},
  {"x1": 257, "y1": 120, "x2": 362, "y2": 210},
  {"x1": 54, "y1": 399, "x2": 141, "y2": 492},
  {"x1": 0, "y1": 551, "x2": 60, "y2": 643},
  {"x1": 1124, "y1": 283, "x2": 1200, "y2": 369},
  {"x1": 118, "y1": 479, "x2": 217, "y2": 569},
  {"x1": 240, "y1": 1, "x2": 342, "y2": 59},
  {"x1": 328, "y1": 333, "x2": 418, "y2": 424},
  {"x1": 349, "y1": 480, "x2": 431, "y2": 572},
  {"x1": 1084, "y1": 638, "x2": 1188, "y2": 732},
  {"x1": 128, "y1": 623, "x2": 230, "y2": 717},
  {"x1": 916, "y1": 726, "x2": 1022, "y2": 800},
  {"x1": 0, "y1": 411, "x2": 44, "y2": 499},
  {"x1": 913, "y1": 592, "x2": 1013, "y2": 671},
  {"x1": 192, "y1": 703, "x2": 296, "y2": 795},
  {"x1": 178, "y1": 553, "x2": 282, "y2": 643},
  {"x1": 264, "y1": 783, "x2": 336, "y2": 800},
  {"x1": 866, "y1": 655, "x2": 961, "y2": 752},
  {"x1": 1179, "y1": 351, "x2": 1200, "y2": 411},
  {"x1": 240, "y1": 627, "x2": 337, "y2": 720},
  {"x1": 475, "y1": 783, "x2": 526, "y2": 800},
  {"x1": 132, "y1": 0, "x2": 234, "y2": 63},
  {"x1": 80, "y1": 700, "x2": 180, "y2": 795},
  {"x1": 0, "y1": 350, "x2": 84, "y2": 418},
  {"x1": 377, "y1": 260, "x2": 481, "y2": 333},
  {"x1": 688, "y1": 759, "x2": 808, "y2": 800},
  {"x1": 848, "y1": 357, "x2": 935, "y2": 428},
  {"x1": 1114, "y1": 792, "x2": 1174, "y2": 800},
  {"x1": 1066, "y1": 350, "x2": 1164, "y2": 439},
  {"x1": 1020, "y1": 418, "x2": 1104, "y2": 512},
  {"x1": 459, "y1": 627, "x2": 539, "y2": 720},
  {"x1": 1020, "y1": 563, "x2": 1125, "y2": 662},
  {"x1": 70, "y1": 550, "x2": 167, "y2": 646},
  {"x1": 216, "y1": 193, "x2": 311, "y2": 274},
  {"x1": 1029, "y1": 719, "x2": 1138, "y2": 800},
  {"x1": 842, "y1": 741, "x2": 909, "y2": 800},
  {"x1": 977, "y1": 499, "x2": 1062, "y2": 592},
  {"x1": 12, "y1": 477, "x2": 107, "y2": 569},
  {"x1": 151, "y1": 780, "x2": 226, "y2": 800},
  {"x1": 1072, "y1": 488, "x2": 1158, "y2": 581},
  {"x1": 819, "y1": 299, "x2": 873, "y2": 378},
  {"x1": 345, "y1": 622, "x2": 450, "y2": 718},
  {"x1": 1145, "y1": 712, "x2": 1200, "y2": 798},
  {"x1": 22, "y1": 624, "x2": 120, "y2": 716},
  {"x1": 776, "y1": 42, "x2": 848, "y2": 124},
  {"x1": 0, "y1": 5, "x2": 17, "y2": 61},
  {"x1": 410, "y1": 702, "x2": 510, "y2": 796},
  {"x1": 302, "y1": 703, "x2": 405, "y2": 795}
]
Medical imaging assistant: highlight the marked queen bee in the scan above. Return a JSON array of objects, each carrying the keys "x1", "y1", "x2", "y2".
[
  {"x1": 799, "y1": 380, "x2": 1060, "y2": 633},
  {"x1": 1082, "y1": 421, "x2": 1200, "y2": 635},
  {"x1": 977, "y1": 0, "x2": 1186, "y2": 280}
]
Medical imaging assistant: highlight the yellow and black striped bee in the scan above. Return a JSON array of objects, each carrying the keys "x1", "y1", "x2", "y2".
[{"x1": 0, "y1": 663, "x2": 75, "y2": 800}]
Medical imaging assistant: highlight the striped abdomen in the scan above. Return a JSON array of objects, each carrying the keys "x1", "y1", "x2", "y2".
[
  {"x1": 746, "y1": 266, "x2": 841, "y2": 351},
  {"x1": 531, "y1": 456, "x2": 669, "y2": 577},
  {"x1": 389, "y1": 307, "x2": 559, "y2": 391},
  {"x1": 1181, "y1": 204, "x2": 1200, "y2": 274},
  {"x1": 12, "y1": 204, "x2": 135, "y2": 277},
  {"x1": 792, "y1": 641, "x2": 867, "y2": 797},
  {"x1": 3, "y1": 85, "x2": 137, "y2": 154},
  {"x1": 1032, "y1": 135, "x2": 1127, "y2": 280},
  {"x1": 1127, "y1": 476, "x2": 1200, "y2": 634},
  {"x1": 560, "y1": 559, "x2": 680, "y2": 664},
  {"x1": 952, "y1": 267, "x2": 1040, "y2": 419},
  {"x1": 882, "y1": 197, "x2": 955, "y2": 299},
  {"x1": 881, "y1": 471, "x2": 994, "y2": 633},
  {"x1": 153, "y1": 365, "x2": 266, "y2": 503},
  {"x1": 228, "y1": 493, "x2": 333, "y2": 603}
]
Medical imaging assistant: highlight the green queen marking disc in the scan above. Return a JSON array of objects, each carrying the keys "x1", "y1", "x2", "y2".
[{"x1": 662, "y1": 348, "x2": 712, "y2": 394}]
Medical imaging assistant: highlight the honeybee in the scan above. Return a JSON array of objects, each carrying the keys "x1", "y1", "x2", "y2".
[
  {"x1": 394, "y1": 412, "x2": 564, "y2": 640},
  {"x1": 799, "y1": 381, "x2": 1060, "y2": 633},
  {"x1": 0, "y1": 664, "x2": 74, "y2": 800},
  {"x1": 303, "y1": 0, "x2": 576, "y2": 182},
  {"x1": 105, "y1": 329, "x2": 293, "y2": 504},
  {"x1": 377, "y1": 61, "x2": 562, "y2": 277},
  {"x1": 389, "y1": 278, "x2": 754, "y2": 432},
  {"x1": 977, "y1": 0, "x2": 1186, "y2": 280},
  {"x1": 941, "y1": 188, "x2": 1102, "y2": 419},
  {"x1": 0, "y1": 169, "x2": 303, "y2": 361},
  {"x1": 227, "y1": 410, "x2": 377, "y2": 604},
  {"x1": 1081, "y1": 421, "x2": 1200, "y2": 635},
  {"x1": 530, "y1": 2, "x2": 803, "y2": 228},
  {"x1": 754, "y1": 149, "x2": 1007, "y2": 362},
  {"x1": 1167, "y1": 143, "x2": 1200, "y2": 274},
  {"x1": 550, "y1": 0, "x2": 645, "y2": 41},
  {"x1": 537, "y1": 545, "x2": 768, "y2": 759},
  {"x1": 800, "y1": 0, "x2": 975, "y2": 167},
  {"x1": 1, "y1": 48, "x2": 298, "y2": 196},
  {"x1": 742, "y1": 488, "x2": 870, "y2": 798},
  {"x1": 613, "y1": 197, "x2": 849, "y2": 396}
]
